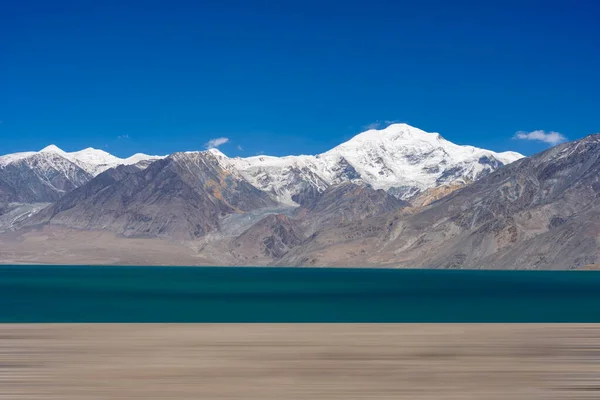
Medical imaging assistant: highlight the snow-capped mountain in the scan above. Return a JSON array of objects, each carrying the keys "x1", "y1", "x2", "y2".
[
  {"x1": 1, "y1": 145, "x2": 164, "y2": 176},
  {"x1": 24, "y1": 150, "x2": 277, "y2": 239},
  {"x1": 219, "y1": 123, "x2": 524, "y2": 204},
  {"x1": 0, "y1": 151, "x2": 91, "y2": 203},
  {"x1": 0, "y1": 124, "x2": 523, "y2": 205},
  {"x1": 0, "y1": 145, "x2": 163, "y2": 203}
]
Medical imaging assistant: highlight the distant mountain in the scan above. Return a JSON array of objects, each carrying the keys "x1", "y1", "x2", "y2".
[
  {"x1": 276, "y1": 134, "x2": 600, "y2": 269},
  {"x1": 1, "y1": 145, "x2": 164, "y2": 176},
  {"x1": 222, "y1": 123, "x2": 523, "y2": 203},
  {"x1": 391, "y1": 133, "x2": 600, "y2": 269},
  {"x1": 0, "y1": 124, "x2": 521, "y2": 205},
  {"x1": 9, "y1": 123, "x2": 572, "y2": 268},
  {"x1": 0, "y1": 145, "x2": 163, "y2": 203},
  {"x1": 25, "y1": 151, "x2": 276, "y2": 239},
  {"x1": 0, "y1": 151, "x2": 91, "y2": 203}
]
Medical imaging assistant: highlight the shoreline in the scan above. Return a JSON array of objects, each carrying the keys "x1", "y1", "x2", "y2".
[{"x1": 1, "y1": 262, "x2": 598, "y2": 270}]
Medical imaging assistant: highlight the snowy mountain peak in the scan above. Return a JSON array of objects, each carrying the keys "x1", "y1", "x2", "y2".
[
  {"x1": 68, "y1": 148, "x2": 164, "y2": 175},
  {"x1": 40, "y1": 144, "x2": 66, "y2": 154},
  {"x1": 327, "y1": 123, "x2": 522, "y2": 168},
  {"x1": 345, "y1": 124, "x2": 454, "y2": 149},
  {"x1": 67, "y1": 147, "x2": 121, "y2": 166},
  {"x1": 207, "y1": 148, "x2": 227, "y2": 158},
  {"x1": 224, "y1": 123, "x2": 524, "y2": 204},
  {"x1": 356, "y1": 123, "x2": 435, "y2": 139}
]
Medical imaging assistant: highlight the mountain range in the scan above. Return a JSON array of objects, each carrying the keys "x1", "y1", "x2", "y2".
[
  {"x1": 0, "y1": 145, "x2": 163, "y2": 203},
  {"x1": 1, "y1": 123, "x2": 598, "y2": 269}
]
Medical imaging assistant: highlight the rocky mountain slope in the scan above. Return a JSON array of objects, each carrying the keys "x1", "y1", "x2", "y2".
[
  {"x1": 0, "y1": 152, "x2": 91, "y2": 203},
  {"x1": 397, "y1": 133, "x2": 600, "y2": 269},
  {"x1": 10, "y1": 125, "x2": 598, "y2": 270},
  {"x1": 0, "y1": 145, "x2": 162, "y2": 203},
  {"x1": 296, "y1": 182, "x2": 408, "y2": 235},
  {"x1": 221, "y1": 182, "x2": 408, "y2": 264},
  {"x1": 0, "y1": 202, "x2": 50, "y2": 231},
  {"x1": 231, "y1": 214, "x2": 307, "y2": 262},
  {"x1": 24, "y1": 151, "x2": 276, "y2": 239},
  {"x1": 276, "y1": 134, "x2": 600, "y2": 269}
]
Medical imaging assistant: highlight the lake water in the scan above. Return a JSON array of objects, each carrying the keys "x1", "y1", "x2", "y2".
[{"x1": 2, "y1": 266, "x2": 600, "y2": 322}]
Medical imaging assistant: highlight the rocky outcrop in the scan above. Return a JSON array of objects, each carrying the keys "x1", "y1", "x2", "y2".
[
  {"x1": 405, "y1": 183, "x2": 465, "y2": 210},
  {"x1": 300, "y1": 182, "x2": 407, "y2": 231},
  {"x1": 231, "y1": 214, "x2": 306, "y2": 261}
]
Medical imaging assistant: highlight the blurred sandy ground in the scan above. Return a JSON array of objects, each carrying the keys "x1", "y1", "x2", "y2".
[{"x1": 2, "y1": 324, "x2": 600, "y2": 399}]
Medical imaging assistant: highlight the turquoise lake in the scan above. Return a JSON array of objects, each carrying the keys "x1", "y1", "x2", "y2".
[{"x1": 2, "y1": 266, "x2": 600, "y2": 322}]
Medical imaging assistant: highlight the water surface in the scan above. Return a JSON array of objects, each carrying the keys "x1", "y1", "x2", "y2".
[{"x1": 2, "y1": 266, "x2": 600, "y2": 322}]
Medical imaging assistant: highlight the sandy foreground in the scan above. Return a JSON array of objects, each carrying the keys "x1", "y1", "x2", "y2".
[{"x1": 1, "y1": 324, "x2": 600, "y2": 399}]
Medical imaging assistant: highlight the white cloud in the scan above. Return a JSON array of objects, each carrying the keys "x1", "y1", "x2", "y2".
[
  {"x1": 363, "y1": 120, "x2": 405, "y2": 131},
  {"x1": 117, "y1": 134, "x2": 130, "y2": 140},
  {"x1": 237, "y1": 145, "x2": 243, "y2": 151},
  {"x1": 514, "y1": 130, "x2": 567, "y2": 146},
  {"x1": 204, "y1": 137, "x2": 229, "y2": 149},
  {"x1": 363, "y1": 122, "x2": 383, "y2": 130}
]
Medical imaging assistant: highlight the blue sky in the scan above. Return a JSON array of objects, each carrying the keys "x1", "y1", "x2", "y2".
[{"x1": 1, "y1": 0, "x2": 599, "y2": 157}]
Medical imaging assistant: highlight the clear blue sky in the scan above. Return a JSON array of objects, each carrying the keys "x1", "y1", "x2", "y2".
[{"x1": 1, "y1": 0, "x2": 599, "y2": 157}]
